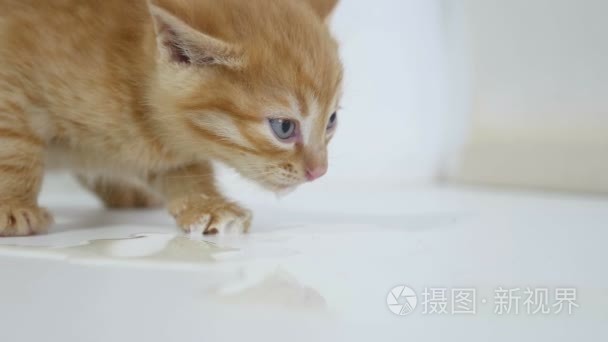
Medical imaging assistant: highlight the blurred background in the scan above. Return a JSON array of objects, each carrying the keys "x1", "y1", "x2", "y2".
[{"x1": 320, "y1": 0, "x2": 607, "y2": 194}]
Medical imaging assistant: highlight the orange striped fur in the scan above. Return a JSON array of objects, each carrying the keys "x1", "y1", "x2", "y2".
[{"x1": 0, "y1": 0, "x2": 342, "y2": 236}]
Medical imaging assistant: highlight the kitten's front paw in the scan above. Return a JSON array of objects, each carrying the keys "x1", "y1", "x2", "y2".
[
  {"x1": 168, "y1": 195, "x2": 252, "y2": 235},
  {"x1": 0, "y1": 205, "x2": 53, "y2": 237}
]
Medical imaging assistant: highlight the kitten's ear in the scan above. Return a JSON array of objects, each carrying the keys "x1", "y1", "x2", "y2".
[
  {"x1": 302, "y1": 0, "x2": 339, "y2": 20},
  {"x1": 148, "y1": 3, "x2": 242, "y2": 68}
]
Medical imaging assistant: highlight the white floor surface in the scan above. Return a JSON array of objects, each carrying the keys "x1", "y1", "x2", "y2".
[{"x1": 0, "y1": 174, "x2": 606, "y2": 341}]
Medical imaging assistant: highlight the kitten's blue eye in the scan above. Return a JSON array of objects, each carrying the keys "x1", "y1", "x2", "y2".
[
  {"x1": 327, "y1": 112, "x2": 338, "y2": 130},
  {"x1": 269, "y1": 119, "x2": 296, "y2": 140}
]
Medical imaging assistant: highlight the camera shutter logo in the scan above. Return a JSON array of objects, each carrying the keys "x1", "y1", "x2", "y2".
[{"x1": 387, "y1": 285, "x2": 418, "y2": 316}]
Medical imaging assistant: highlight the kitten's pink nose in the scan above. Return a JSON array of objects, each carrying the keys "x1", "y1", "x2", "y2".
[{"x1": 305, "y1": 165, "x2": 327, "y2": 181}]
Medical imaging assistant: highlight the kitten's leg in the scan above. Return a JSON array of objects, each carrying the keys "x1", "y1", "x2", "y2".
[
  {"x1": 150, "y1": 162, "x2": 252, "y2": 235},
  {"x1": 76, "y1": 175, "x2": 163, "y2": 209},
  {"x1": 0, "y1": 104, "x2": 51, "y2": 236}
]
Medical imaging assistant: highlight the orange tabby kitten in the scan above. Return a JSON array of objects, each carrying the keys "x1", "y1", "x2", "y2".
[{"x1": 0, "y1": 0, "x2": 342, "y2": 236}]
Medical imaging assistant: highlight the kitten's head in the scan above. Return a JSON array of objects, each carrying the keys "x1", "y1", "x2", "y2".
[{"x1": 148, "y1": 0, "x2": 342, "y2": 192}]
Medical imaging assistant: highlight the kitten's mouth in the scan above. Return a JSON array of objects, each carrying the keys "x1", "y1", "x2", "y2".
[
  {"x1": 269, "y1": 183, "x2": 298, "y2": 193},
  {"x1": 274, "y1": 186, "x2": 297, "y2": 197},
  {"x1": 259, "y1": 179, "x2": 301, "y2": 194},
  {"x1": 243, "y1": 171, "x2": 303, "y2": 194}
]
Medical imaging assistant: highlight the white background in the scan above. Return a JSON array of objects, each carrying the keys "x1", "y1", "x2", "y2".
[
  {"x1": 326, "y1": 0, "x2": 449, "y2": 185},
  {"x1": 444, "y1": 0, "x2": 608, "y2": 193},
  {"x1": 461, "y1": 0, "x2": 608, "y2": 146},
  {"x1": 325, "y1": 0, "x2": 608, "y2": 193}
]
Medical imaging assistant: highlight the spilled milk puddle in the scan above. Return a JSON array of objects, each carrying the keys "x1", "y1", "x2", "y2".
[
  {"x1": 0, "y1": 233, "x2": 328, "y2": 311},
  {"x1": 0, "y1": 233, "x2": 240, "y2": 265}
]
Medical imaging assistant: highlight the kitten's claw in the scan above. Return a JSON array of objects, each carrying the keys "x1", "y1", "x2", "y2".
[
  {"x1": 0, "y1": 205, "x2": 53, "y2": 237},
  {"x1": 169, "y1": 195, "x2": 252, "y2": 235}
]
